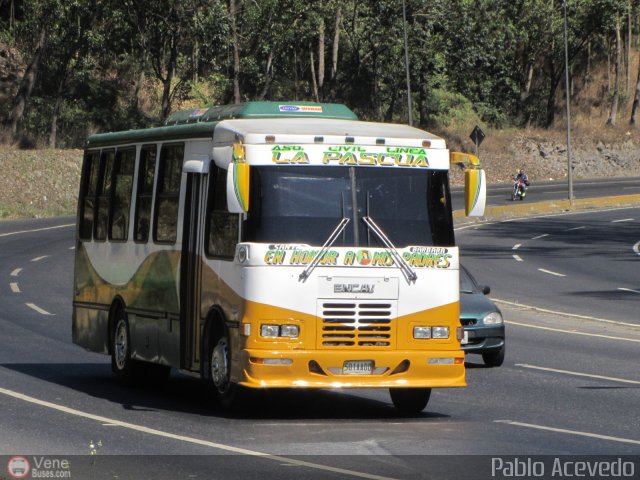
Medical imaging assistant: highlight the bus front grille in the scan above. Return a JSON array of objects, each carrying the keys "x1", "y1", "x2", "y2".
[{"x1": 318, "y1": 300, "x2": 397, "y2": 349}]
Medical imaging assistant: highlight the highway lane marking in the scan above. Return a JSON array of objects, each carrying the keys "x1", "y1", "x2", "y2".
[
  {"x1": 25, "y1": 303, "x2": 54, "y2": 316},
  {"x1": 506, "y1": 320, "x2": 640, "y2": 343},
  {"x1": 0, "y1": 387, "x2": 396, "y2": 480},
  {"x1": 537, "y1": 268, "x2": 566, "y2": 277},
  {"x1": 634, "y1": 241, "x2": 640, "y2": 255},
  {"x1": 611, "y1": 218, "x2": 634, "y2": 223},
  {"x1": 69, "y1": 246, "x2": 75, "y2": 250},
  {"x1": 512, "y1": 244, "x2": 521, "y2": 250},
  {"x1": 618, "y1": 287, "x2": 640, "y2": 294},
  {"x1": 494, "y1": 420, "x2": 640, "y2": 446},
  {"x1": 10, "y1": 283, "x2": 20, "y2": 293},
  {"x1": 30, "y1": 255, "x2": 50, "y2": 262},
  {"x1": 0, "y1": 223, "x2": 74, "y2": 238},
  {"x1": 494, "y1": 298, "x2": 639, "y2": 327},
  {"x1": 531, "y1": 234, "x2": 549, "y2": 240},
  {"x1": 515, "y1": 364, "x2": 640, "y2": 385},
  {"x1": 512, "y1": 255, "x2": 523, "y2": 262},
  {"x1": 10, "y1": 268, "x2": 22, "y2": 277},
  {"x1": 565, "y1": 226, "x2": 586, "y2": 231}
]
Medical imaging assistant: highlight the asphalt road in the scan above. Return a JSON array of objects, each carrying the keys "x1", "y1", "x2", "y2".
[
  {"x1": 451, "y1": 176, "x2": 640, "y2": 211},
  {"x1": 0, "y1": 215, "x2": 638, "y2": 479}
]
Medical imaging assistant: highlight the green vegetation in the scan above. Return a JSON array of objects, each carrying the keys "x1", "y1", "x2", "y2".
[{"x1": 1, "y1": 0, "x2": 640, "y2": 148}]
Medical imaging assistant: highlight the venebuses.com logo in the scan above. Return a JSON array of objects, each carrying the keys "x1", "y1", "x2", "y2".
[{"x1": 7, "y1": 456, "x2": 30, "y2": 479}]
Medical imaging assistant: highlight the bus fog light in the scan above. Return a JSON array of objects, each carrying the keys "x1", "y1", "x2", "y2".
[
  {"x1": 260, "y1": 324, "x2": 280, "y2": 337},
  {"x1": 428, "y1": 358, "x2": 454, "y2": 365},
  {"x1": 413, "y1": 326, "x2": 432, "y2": 339},
  {"x1": 250, "y1": 357, "x2": 293, "y2": 365},
  {"x1": 242, "y1": 323, "x2": 251, "y2": 336},
  {"x1": 280, "y1": 325, "x2": 299, "y2": 338},
  {"x1": 432, "y1": 326, "x2": 450, "y2": 339}
]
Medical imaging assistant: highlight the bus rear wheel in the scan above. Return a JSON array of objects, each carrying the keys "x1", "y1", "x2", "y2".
[
  {"x1": 389, "y1": 388, "x2": 431, "y2": 415},
  {"x1": 111, "y1": 314, "x2": 137, "y2": 383}
]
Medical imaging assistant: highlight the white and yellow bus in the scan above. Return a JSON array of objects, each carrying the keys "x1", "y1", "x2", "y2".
[{"x1": 72, "y1": 102, "x2": 486, "y2": 413}]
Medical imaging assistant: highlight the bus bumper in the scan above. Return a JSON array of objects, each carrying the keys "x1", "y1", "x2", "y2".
[{"x1": 237, "y1": 349, "x2": 466, "y2": 388}]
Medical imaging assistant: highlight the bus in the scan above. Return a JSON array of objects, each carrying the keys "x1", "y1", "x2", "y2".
[{"x1": 72, "y1": 101, "x2": 486, "y2": 413}]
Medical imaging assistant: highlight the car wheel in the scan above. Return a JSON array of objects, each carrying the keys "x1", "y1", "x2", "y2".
[
  {"x1": 389, "y1": 388, "x2": 431, "y2": 415},
  {"x1": 482, "y1": 345, "x2": 505, "y2": 367}
]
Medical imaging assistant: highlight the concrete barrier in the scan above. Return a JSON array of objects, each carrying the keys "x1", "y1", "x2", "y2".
[{"x1": 453, "y1": 194, "x2": 640, "y2": 225}]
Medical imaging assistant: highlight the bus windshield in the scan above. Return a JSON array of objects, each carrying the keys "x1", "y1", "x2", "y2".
[{"x1": 243, "y1": 166, "x2": 454, "y2": 247}]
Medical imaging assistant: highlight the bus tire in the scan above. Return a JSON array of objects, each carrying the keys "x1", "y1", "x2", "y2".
[
  {"x1": 389, "y1": 388, "x2": 431, "y2": 415},
  {"x1": 206, "y1": 327, "x2": 244, "y2": 410},
  {"x1": 111, "y1": 311, "x2": 137, "y2": 383}
]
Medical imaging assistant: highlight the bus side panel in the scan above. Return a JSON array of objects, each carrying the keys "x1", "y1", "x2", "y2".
[{"x1": 72, "y1": 305, "x2": 109, "y2": 354}]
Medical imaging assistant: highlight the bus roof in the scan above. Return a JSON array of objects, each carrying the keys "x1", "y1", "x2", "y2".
[
  {"x1": 213, "y1": 118, "x2": 447, "y2": 149},
  {"x1": 85, "y1": 102, "x2": 358, "y2": 148}
]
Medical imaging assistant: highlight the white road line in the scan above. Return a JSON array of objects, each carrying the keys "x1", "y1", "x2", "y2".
[
  {"x1": 512, "y1": 255, "x2": 523, "y2": 262},
  {"x1": 538, "y1": 268, "x2": 566, "y2": 277},
  {"x1": 69, "y1": 246, "x2": 75, "y2": 250},
  {"x1": 612, "y1": 218, "x2": 634, "y2": 223},
  {"x1": 494, "y1": 298, "x2": 638, "y2": 327},
  {"x1": 10, "y1": 268, "x2": 22, "y2": 277},
  {"x1": 618, "y1": 287, "x2": 640, "y2": 294},
  {"x1": 531, "y1": 234, "x2": 549, "y2": 240},
  {"x1": 10, "y1": 283, "x2": 21, "y2": 293},
  {"x1": 512, "y1": 244, "x2": 521, "y2": 250},
  {"x1": 515, "y1": 364, "x2": 640, "y2": 385},
  {"x1": 0, "y1": 387, "x2": 394, "y2": 480},
  {"x1": 0, "y1": 223, "x2": 74, "y2": 238},
  {"x1": 634, "y1": 241, "x2": 640, "y2": 256},
  {"x1": 494, "y1": 420, "x2": 640, "y2": 446},
  {"x1": 30, "y1": 255, "x2": 50, "y2": 262},
  {"x1": 25, "y1": 303, "x2": 54, "y2": 316},
  {"x1": 506, "y1": 320, "x2": 640, "y2": 343},
  {"x1": 566, "y1": 226, "x2": 586, "y2": 231}
]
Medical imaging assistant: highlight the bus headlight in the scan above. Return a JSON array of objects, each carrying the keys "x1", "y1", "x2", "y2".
[
  {"x1": 260, "y1": 324, "x2": 280, "y2": 338},
  {"x1": 279, "y1": 325, "x2": 300, "y2": 338},
  {"x1": 431, "y1": 326, "x2": 450, "y2": 339},
  {"x1": 413, "y1": 326, "x2": 432, "y2": 339},
  {"x1": 260, "y1": 324, "x2": 300, "y2": 339}
]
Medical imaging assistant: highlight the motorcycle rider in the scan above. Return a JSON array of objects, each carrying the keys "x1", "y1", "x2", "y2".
[{"x1": 513, "y1": 169, "x2": 530, "y2": 197}]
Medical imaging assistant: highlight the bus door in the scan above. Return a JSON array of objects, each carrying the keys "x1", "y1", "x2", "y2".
[{"x1": 179, "y1": 172, "x2": 206, "y2": 371}]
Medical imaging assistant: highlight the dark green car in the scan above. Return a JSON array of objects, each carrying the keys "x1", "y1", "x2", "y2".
[{"x1": 460, "y1": 266, "x2": 506, "y2": 367}]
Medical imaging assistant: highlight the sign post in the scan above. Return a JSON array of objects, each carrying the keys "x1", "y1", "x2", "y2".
[{"x1": 469, "y1": 125, "x2": 485, "y2": 157}]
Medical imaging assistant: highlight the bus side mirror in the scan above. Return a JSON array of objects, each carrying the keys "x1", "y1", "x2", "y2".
[
  {"x1": 227, "y1": 161, "x2": 250, "y2": 213},
  {"x1": 464, "y1": 168, "x2": 486, "y2": 217}
]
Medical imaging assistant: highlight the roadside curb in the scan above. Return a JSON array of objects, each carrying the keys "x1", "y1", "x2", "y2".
[{"x1": 453, "y1": 193, "x2": 640, "y2": 226}]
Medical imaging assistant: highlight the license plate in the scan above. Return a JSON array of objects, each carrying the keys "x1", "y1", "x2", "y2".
[
  {"x1": 461, "y1": 330, "x2": 469, "y2": 345},
  {"x1": 343, "y1": 360, "x2": 374, "y2": 375}
]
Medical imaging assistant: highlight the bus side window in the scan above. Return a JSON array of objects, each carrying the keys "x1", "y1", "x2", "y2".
[
  {"x1": 95, "y1": 150, "x2": 115, "y2": 241},
  {"x1": 134, "y1": 145, "x2": 157, "y2": 243},
  {"x1": 110, "y1": 148, "x2": 135, "y2": 241},
  {"x1": 78, "y1": 151, "x2": 100, "y2": 241},
  {"x1": 154, "y1": 143, "x2": 184, "y2": 244},
  {"x1": 205, "y1": 167, "x2": 239, "y2": 259}
]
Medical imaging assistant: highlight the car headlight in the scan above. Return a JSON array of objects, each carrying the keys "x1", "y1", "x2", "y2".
[{"x1": 482, "y1": 312, "x2": 503, "y2": 325}]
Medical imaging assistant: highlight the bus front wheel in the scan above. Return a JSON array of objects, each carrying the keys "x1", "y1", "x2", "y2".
[
  {"x1": 207, "y1": 329, "x2": 244, "y2": 409},
  {"x1": 389, "y1": 388, "x2": 431, "y2": 415}
]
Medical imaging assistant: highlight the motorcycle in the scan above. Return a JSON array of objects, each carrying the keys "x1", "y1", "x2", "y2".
[{"x1": 511, "y1": 178, "x2": 527, "y2": 201}]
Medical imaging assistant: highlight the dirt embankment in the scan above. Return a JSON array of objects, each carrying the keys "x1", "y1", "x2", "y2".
[{"x1": 0, "y1": 146, "x2": 82, "y2": 218}]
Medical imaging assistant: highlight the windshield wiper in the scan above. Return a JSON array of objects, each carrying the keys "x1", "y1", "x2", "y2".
[
  {"x1": 362, "y1": 216, "x2": 417, "y2": 284},
  {"x1": 298, "y1": 218, "x2": 350, "y2": 283}
]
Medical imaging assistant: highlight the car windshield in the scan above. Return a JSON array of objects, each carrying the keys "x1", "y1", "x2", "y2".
[
  {"x1": 243, "y1": 166, "x2": 454, "y2": 247},
  {"x1": 460, "y1": 267, "x2": 478, "y2": 293}
]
